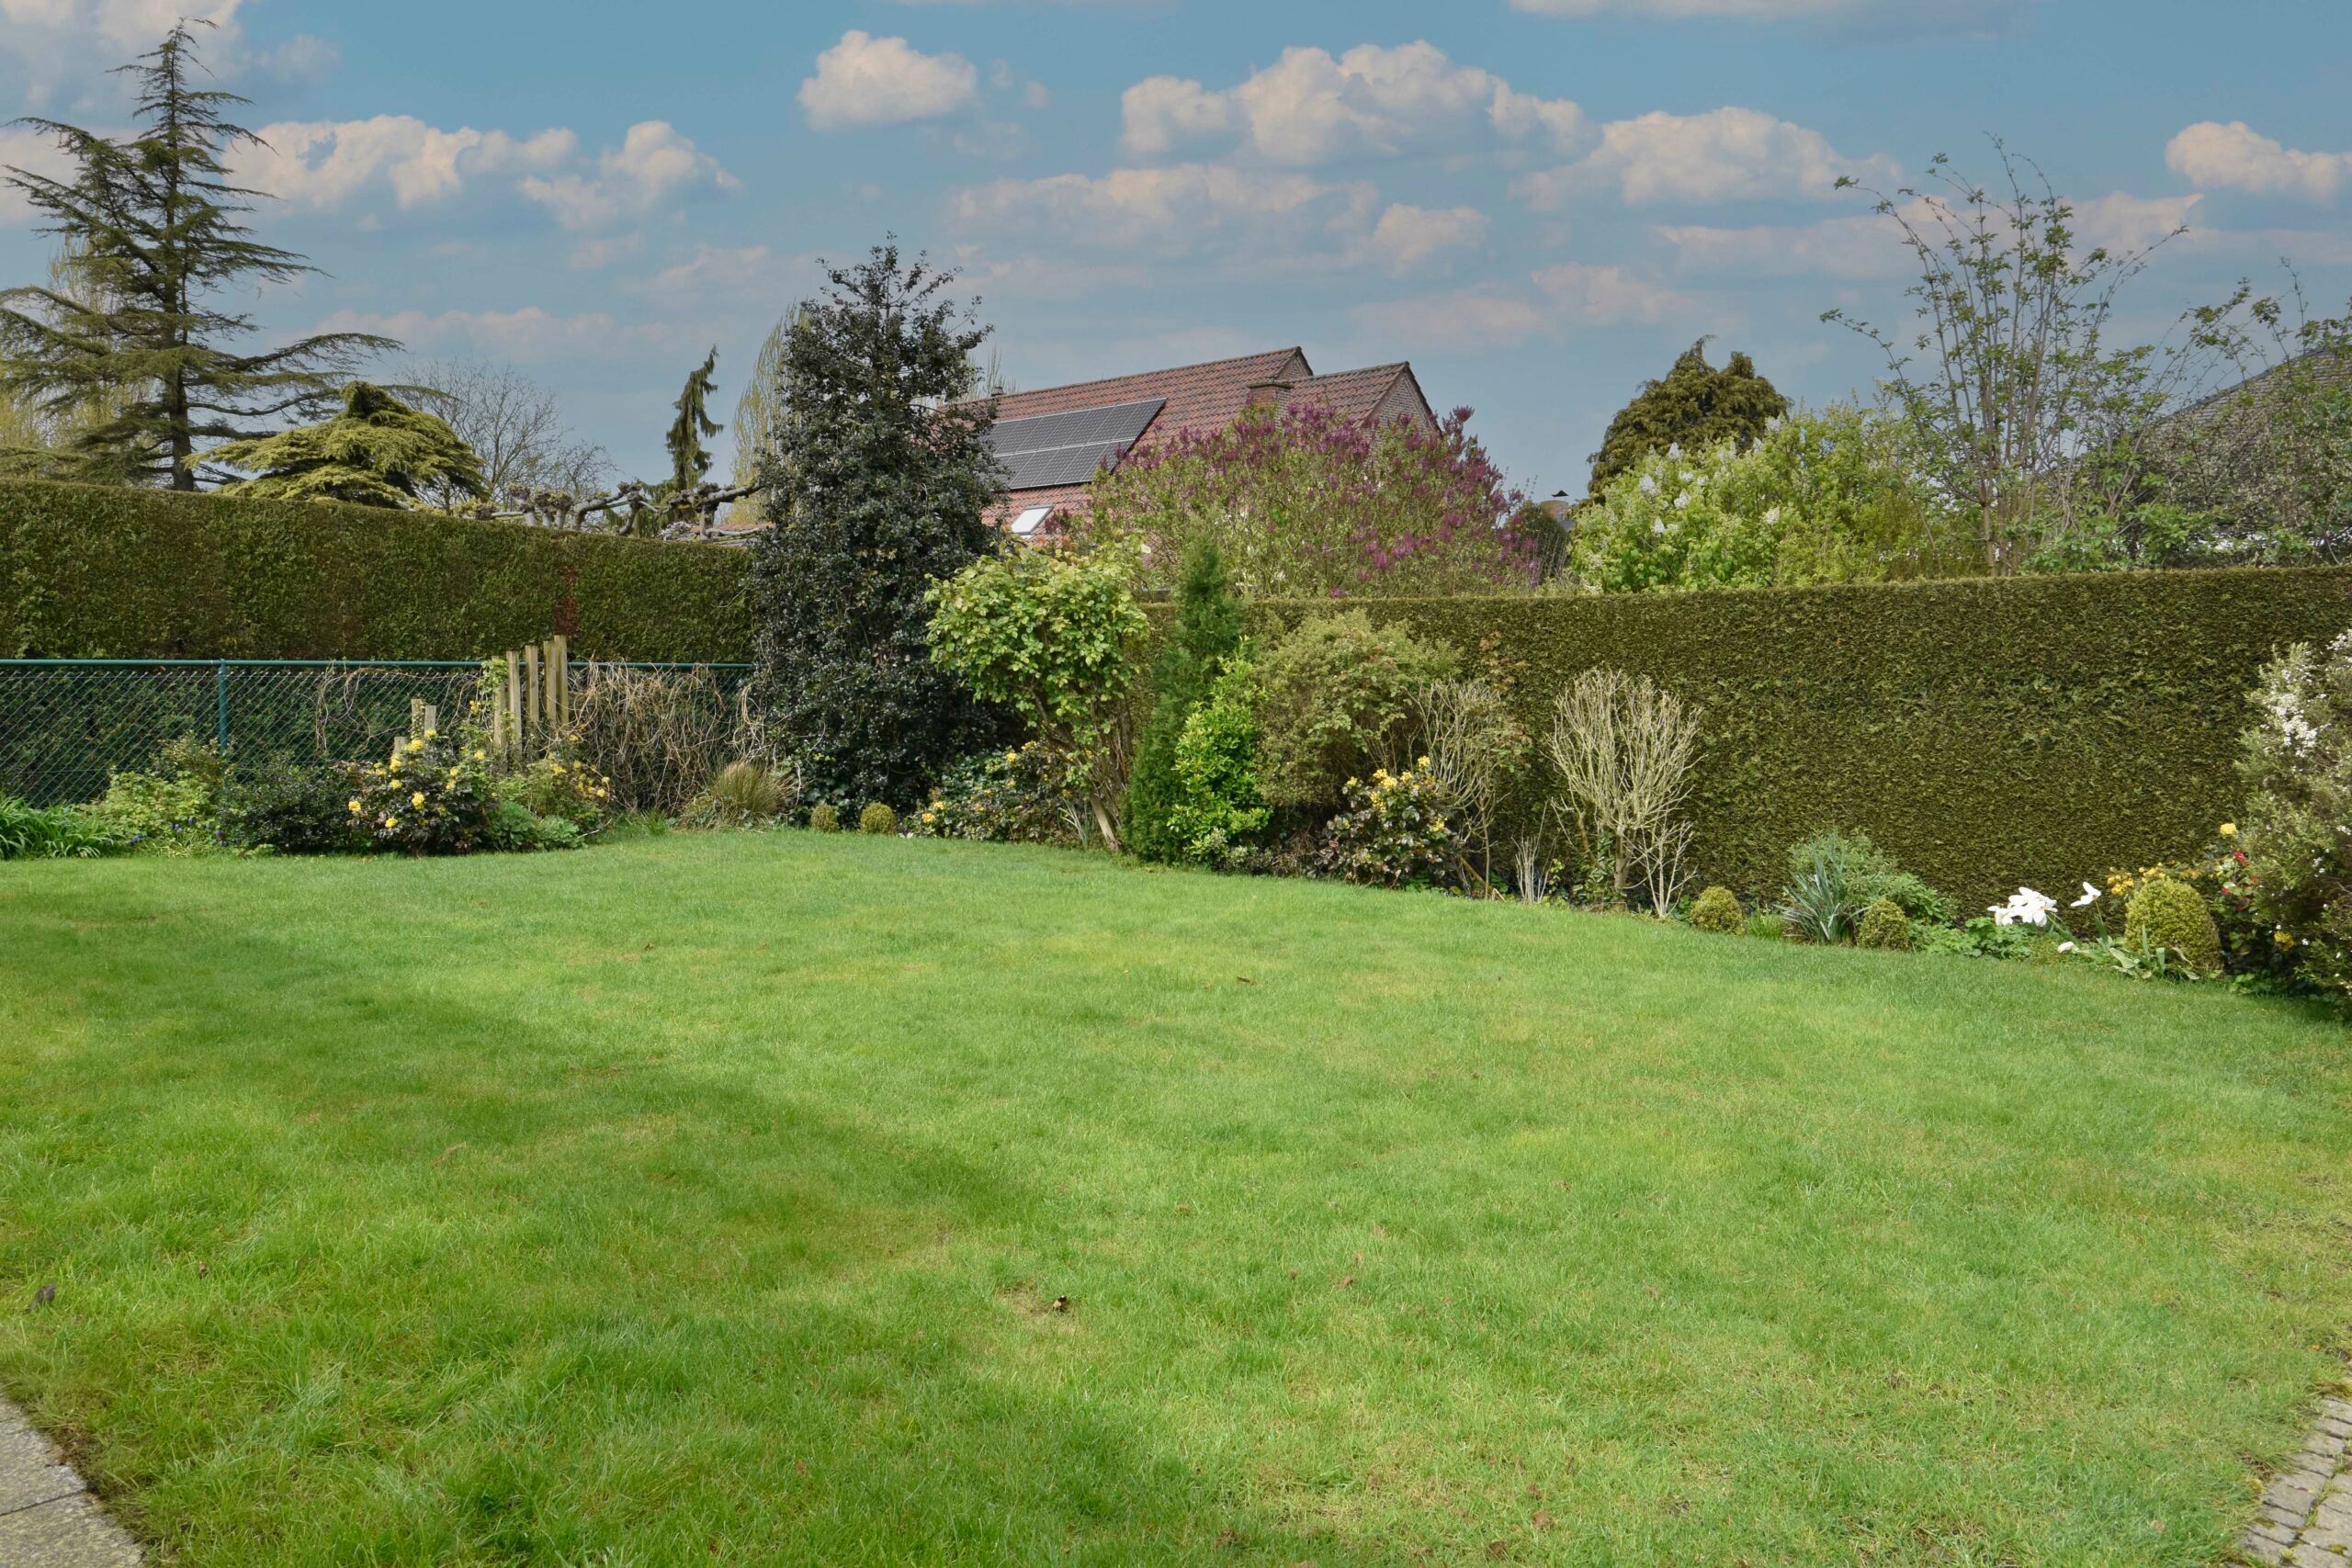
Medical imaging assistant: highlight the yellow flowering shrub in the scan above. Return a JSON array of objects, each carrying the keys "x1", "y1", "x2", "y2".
[
  {"x1": 499, "y1": 753, "x2": 615, "y2": 831},
  {"x1": 348, "y1": 730, "x2": 492, "y2": 853}
]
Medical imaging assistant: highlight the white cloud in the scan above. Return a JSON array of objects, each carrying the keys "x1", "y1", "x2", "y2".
[
  {"x1": 1517, "y1": 107, "x2": 1897, "y2": 208},
  {"x1": 1354, "y1": 263, "x2": 1705, "y2": 350},
  {"x1": 800, "y1": 29, "x2": 978, "y2": 130},
  {"x1": 949, "y1": 163, "x2": 1376, "y2": 250},
  {"x1": 238, "y1": 117, "x2": 575, "y2": 211},
  {"x1": 311, "y1": 306, "x2": 674, "y2": 362},
  {"x1": 0, "y1": 123, "x2": 76, "y2": 223},
  {"x1": 1657, "y1": 188, "x2": 2199, "y2": 279},
  {"x1": 631, "y1": 244, "x2": 817, "y2": 309},
  {"x1": 0, "y1": 2, "x2": 334, "y2": 106},
  {"x1": 2165, "y1": 121, "x2": 2348, "y2": 204},
  {"x1": 1358, "y1": 203, "x2": 1489, "y2": 276},
  {"x1": 1122, "y1": 41, "x2": 1585, "y2": 165},
  {"x1": 517, "y1": 121, "x2": 736, "y2": 231}
]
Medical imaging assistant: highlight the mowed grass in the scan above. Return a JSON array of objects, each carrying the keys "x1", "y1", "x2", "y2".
[{"x1": 2, "y1": 835, "x2": 2349, "y2": 1566}]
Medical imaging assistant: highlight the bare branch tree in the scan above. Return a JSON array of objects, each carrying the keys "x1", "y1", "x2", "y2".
[
  {"x1": 405, "y1": 358, "x2": 611, "y2": 512},
  {"x1": 1823, "y1": 140, "x2": 2201, "y2": 573},
  {"x1": 1544, "y1": 669, "x2": 1702, "y2": 914}
]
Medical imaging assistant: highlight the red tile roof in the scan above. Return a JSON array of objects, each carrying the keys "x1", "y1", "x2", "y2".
[{"x1": 978, "y1": 346, "x2": 1438, "y2": 532}]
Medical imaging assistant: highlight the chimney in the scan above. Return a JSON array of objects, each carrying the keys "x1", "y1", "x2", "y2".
[{"x1": 1246, "y1": 378, "x2": 1295, "y2": 410}]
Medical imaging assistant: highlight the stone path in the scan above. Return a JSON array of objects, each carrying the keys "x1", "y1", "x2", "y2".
[
  {"x1": 2244, "y1": 1383, "x2": 2352, "y2": 1564},
  {"x1": 0, "y1": 1393, "x2": 140, "y2": 1566}
]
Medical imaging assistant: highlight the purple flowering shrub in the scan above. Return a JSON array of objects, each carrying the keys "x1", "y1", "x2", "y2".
[{"x1": 1074, "y1": 402, "x2": 1540, "y2": 598}]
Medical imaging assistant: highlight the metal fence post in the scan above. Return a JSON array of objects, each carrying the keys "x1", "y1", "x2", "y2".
[{"x1": 215, "y1": 660, "x2": 230, "y2": 757}]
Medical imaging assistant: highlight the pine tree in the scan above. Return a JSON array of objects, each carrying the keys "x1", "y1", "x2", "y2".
[
  {"x1": 0, "y1": 23, "x2": 395, "y2": 489},
  {"x1": 206, "y1": 382, "x2": 488, "y2": 508},
  {"x1": 666, "y1": 346, "x2": 721, "y2": 494},
  {"x1": 1587, "y1": 341, "x2": 1788, "y2": 497},
  {"x1": 747, "y1": 243, "x2": 1008, "y2": 807},
  {"x1": 1123, "y1": 539, "x2": 1245, "y2": 863}
]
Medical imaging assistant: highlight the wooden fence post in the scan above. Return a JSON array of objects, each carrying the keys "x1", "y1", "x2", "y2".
[
  {"x1": 526, "y1": 642, "x2": 542, "y2": 738},
  {"x1": 505, "y1": 650, "x2": 524, "y2": 754}
]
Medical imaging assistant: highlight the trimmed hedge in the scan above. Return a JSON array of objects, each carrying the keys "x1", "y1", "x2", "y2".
[
  {"x1": 1242, "y1": 567, "x2": 2352, "y2": 914},
  {"x1": 0, "y1": 479, "x2": 752, "y2": 661}
]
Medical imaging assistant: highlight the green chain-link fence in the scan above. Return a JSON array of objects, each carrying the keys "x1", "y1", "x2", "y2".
[{"x1": 0, "y1": 659, "x2": 751, "y2": 807}]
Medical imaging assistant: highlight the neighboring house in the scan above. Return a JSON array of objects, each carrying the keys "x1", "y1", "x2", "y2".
[{"x1": 979, "y1": 347, "x2": 1439, "y2": 536}]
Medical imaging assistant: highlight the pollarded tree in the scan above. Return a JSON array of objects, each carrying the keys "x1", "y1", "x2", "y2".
[
  {"x1": 747, "y1": 243, "x2": 1007, "y2": 807},
  {"x1": 0, "y1": 23, "x2": 395, "y2": 489},
  {"x1": 1586, "y1": 341, "x2": 1788, "y2": 498},
  {"x1": 206, "y1": 381, "x2": 487, "y2": 508}
]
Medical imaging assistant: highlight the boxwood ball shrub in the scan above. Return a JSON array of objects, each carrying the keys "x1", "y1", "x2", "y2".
[
  {"x1": 1856, "y1": 898, "x2": 1913, "y2": 952},
  {"x1": 859, "y1": 803, "x2": 898, "y2": 836},
  {"x1": 808, "y1": 804, "x2": 842, "y2": 834},
  {"x1": 2125, "y1": 876, "x2": 2224, "y2": 976},
  {"x1": 1687, "y1": 886, "x2": 1744, "y2": 933}
]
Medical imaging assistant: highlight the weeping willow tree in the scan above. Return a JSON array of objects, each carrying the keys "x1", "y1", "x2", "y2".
[
  {"x1": 727, "y1": 310, "x2": 798, "y2": 526},
  {"x1": 205, "y1": 381, "x2": 487, "y2": 507},
  {"x1": 0, "y1": 244, "x2": 142, "y2": 479}
]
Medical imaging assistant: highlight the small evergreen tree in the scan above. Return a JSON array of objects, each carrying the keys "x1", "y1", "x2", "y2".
[
  {"x1": 747, "y1": 243, "x2": 1006, "y2": 807},
  {"x1": 1124, "y1": 539, "x2": 1245, "y2": 863},
  {"x1": 0, "y1": 23, "x2": 394, "y2": 489},
  {"x1": 666, "y1": 346, "x2": 721, "y2": 494},
  {"x1": 206, "y1": 381, "x2": 487, "y2": 508},
  {"x1": 1586, "y1": 340, "x2": 1788, "y2": 497}
]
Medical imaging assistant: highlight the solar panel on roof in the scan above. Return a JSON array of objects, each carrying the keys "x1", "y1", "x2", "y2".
[{"x1": 988, "y1": 397, "x2": 1164, "y2": 491}]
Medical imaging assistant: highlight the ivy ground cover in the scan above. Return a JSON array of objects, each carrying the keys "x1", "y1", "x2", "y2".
[{"x1": 2, "y1": 834, "x2": 2348, "y2": 1565}]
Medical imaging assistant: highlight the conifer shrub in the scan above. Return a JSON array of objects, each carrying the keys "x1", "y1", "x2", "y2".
[
  {"x1": 1856, "y1": 897, "x2": 1913, "y2": 951},
  {"x1": 1687, "y1": 885, "x2": 1744, "y2": 933},
  {"x1": 2125, "y1": 876, "x2": 2223, "y2": 976}
]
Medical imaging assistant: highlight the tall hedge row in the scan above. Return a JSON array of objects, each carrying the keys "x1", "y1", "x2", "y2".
[
  {"x1": 0, "y1": 479, "x2": 752, "y2": 662},
  {"x1": 1247, "y1": 568, "x2": 2352, "y2": 913}
]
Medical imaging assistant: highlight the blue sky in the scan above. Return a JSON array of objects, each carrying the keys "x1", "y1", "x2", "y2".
[{"x1": 3, "y1": 0, "x2": 2348, "y2": 499}]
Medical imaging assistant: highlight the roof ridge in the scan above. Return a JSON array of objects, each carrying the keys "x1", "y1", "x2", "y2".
[{"x1": 995, "y1": 346, "x2": 1306, "y2": 403}]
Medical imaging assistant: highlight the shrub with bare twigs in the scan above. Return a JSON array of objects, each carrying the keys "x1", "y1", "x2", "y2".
[
  {"x1": 569, "y1": 664, "x2": 754, "y2": 816},
  {"x1": 1544, "y1": 668, "x2": 1702, "y2": 915}
]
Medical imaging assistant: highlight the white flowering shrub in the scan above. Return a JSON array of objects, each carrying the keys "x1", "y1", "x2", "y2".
[
  {"x1": 2236, "y1": 630, "x2": 2352, "y2": 1005},
  {"x1": 1567, "y1": 406, "x2": 1969, "y2": 593}
]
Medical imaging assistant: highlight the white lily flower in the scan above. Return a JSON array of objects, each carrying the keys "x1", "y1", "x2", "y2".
[{"x1": 2072, "y1": 882, "x2": 2100, "y2": 908}]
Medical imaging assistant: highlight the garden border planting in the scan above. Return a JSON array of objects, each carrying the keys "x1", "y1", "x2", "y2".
[{"x1": 1229, "y1": 566, "x2": 2352, "y2": 911}]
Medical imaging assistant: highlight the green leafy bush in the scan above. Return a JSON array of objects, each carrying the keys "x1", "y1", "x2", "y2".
[
  {"x1": 1166, "y1": 652, "x2": 1270, "y2": 866},
  {"x1": 483, "y1": 800, "x2": 583, "y2": 852},
  {"x1": 926, "y1": 544, "x2": 1149, "y2": 845},
  {"x1": 1688, "y1": 886, "x2": 1745, "y2": 933},
  {"x1": 0, "y1": 794, "x2": 117, "y2": 858},
  {"x1": 498, "y1": 754, "x2": 613, "y2": 831},
  {"x1": 1254, "y1": 611, "x2": 1458, "y2": 812},
  {"x1": 1125, "y1": 540, "x2": 1245, "y2": 863},
  {"x1": 917, "y1": 744, "x2": 1081, "y2": 845},
  {"x1": 1779, "y1": 830, "x2": 1950, "y2": 942},
  {"x1": 1316, "y1": 762, "x2": 1455, "y2": 889},
  {"x1": 2234, "y1": 635, "x2": 2352, "y2": 1002},
  {"x1": 858, "y1": 803, "x2": 897, "y2": 836},
  {"x1": 1856, "y1": 898, "x2": 1913, "y2": 951},
  {"x1": 808, "y1": 803, "x2": 842, "y2": 834},
  {"x1": 2124, "y1": 876, "x2": 2223, "y2": 977},
  {"x1": 223, "y1": 760, "x2": 355, "y2": 853},
  {"x1": 86, "y1": 738, "x2": 223, "y2": 854}
]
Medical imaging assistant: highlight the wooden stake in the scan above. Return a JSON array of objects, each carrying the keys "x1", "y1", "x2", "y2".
[
  {"x1": 505, "y1": 650, "x2": 524, "y2": 753},
  {"x1": 542, "y1": 637, "x2": 560, "y2": 738},
  {"x1": 526, "y1": 642, "x2": 541, "y2": 737},
  {"x1": 552, "y1": 634, "x2": 570, "y2": 730}
]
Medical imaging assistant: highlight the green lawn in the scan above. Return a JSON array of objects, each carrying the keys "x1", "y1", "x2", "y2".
[{"x1": 2, "y1": 834, "x2": 2348, "y2": 1566}]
